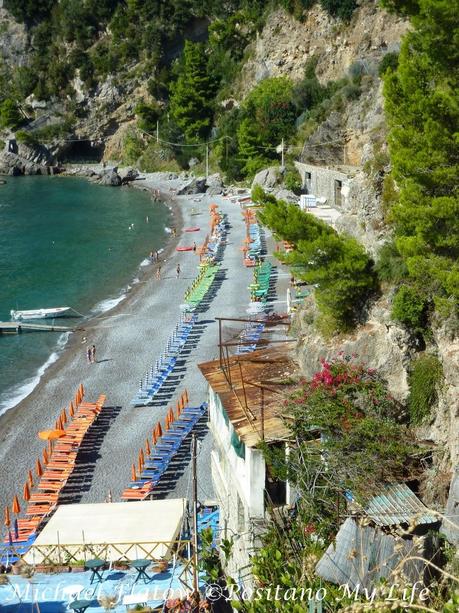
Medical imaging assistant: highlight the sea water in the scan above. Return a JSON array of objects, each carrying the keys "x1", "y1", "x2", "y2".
[{"x1": 0, "y1": 175, "x2": 171, "y2": 414}]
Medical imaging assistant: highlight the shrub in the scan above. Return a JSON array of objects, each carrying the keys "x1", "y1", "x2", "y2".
[
  {"x1": 407, "y1": 354, "x2": 443, "y2": 424},
  {"x1": 0, "y1": 98, "x2": 22, "y2": 130},
  {"x1": 391, "y1": 285, "x2": 427, "y2": 330},
  {"x1": 134, "y1": 101, "x2": 161, "y2": 133},
  {"x1": 375, "y1": 241, "x2": 408, "y2": 283},
  {"x1": 378, "y1": 51, "x2": 399, "y2": 77},
  {"x1": 283, "y1": 166, "x2": 302, "y2": 193},
  {"x1": 15, "y1": 130, "x2": 38, "y2": 147}
]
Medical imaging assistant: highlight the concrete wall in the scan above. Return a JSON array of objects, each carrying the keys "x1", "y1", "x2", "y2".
[
  {"x1": 295, "y1": 161, "x2": 351, "y2": 208},
  {"x1": 208, "y1": 387, "x2": 266, "y2": 587}
]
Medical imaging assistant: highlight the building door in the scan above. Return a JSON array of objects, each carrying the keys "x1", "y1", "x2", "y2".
[{"x1": 334, "y1": 180, "x2": 343, "y2": 207}]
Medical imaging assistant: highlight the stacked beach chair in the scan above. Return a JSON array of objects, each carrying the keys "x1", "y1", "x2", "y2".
[
  {"x1": 3, "y1": 387, "x2": 105, "y2": 548},
  {"x1": 235, "y1": 321, "x2": 265, "y2": 355},
  {"x1": 132, "y1": 314, "x2": 197, "y2": 407},
  {"x1": 122, "y1": 391, "x2": 207, "y2": 501},
  {"x1": 183, "y1": 263, "x2": 220, "y2": 312}
]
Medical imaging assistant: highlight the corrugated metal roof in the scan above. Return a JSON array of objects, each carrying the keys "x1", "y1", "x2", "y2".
[
  {"x1": 363, "y1": 483, "x2": 438, "y2": 527},
  {"x1": 316, "y1": 517, "x2": 434, "y2": 589},
  {"x1": 198, "y1": 344, "x2": 298, "y2": 447}
]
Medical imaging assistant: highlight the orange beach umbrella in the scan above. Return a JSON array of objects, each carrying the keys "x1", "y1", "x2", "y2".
[
  {"x1": 23, "y1": 483, "x2": 30, "y2": 502},
  {"x1": 69, "y1": 401, "x2": 75, "y2": 417},
  {"x1": 42, "y1": 448, "x2": 49, "y2": 465},
  {"x1": 184, "y1": 389, "x2": 189, "y2": 404},
  {"x1": 137, "y1": 458, "x2": 143, "y2": 474},
  {"x1": 152, "y1": 429, "x2": 157, "y2": 446},
  {"x1": 139, "y1": 449, "x2": 145, "y2": 464},
  {"x1": 60, "y1": 408, "x2": 68, "y2": 425},
  {"x1": 156, "y1": 422, "x2": 163, "y2": 438},
  {"x1": 79, "y1": 384, "x2": 85, "y2": 399},
  {"x1": 4, "y1": 507, "x2": 11, "y2": 527},
  {"x1": 145, "y1": 439, "x2": 151, "y2": 456},
  {"x1": 131, "y1": 464, "x2": 137, "y2": 482},
  {"x1": 27, "y1": 470, "x2": 34, "y2": 488},
  {"x1": 12, "y1": 495, "x2": 21, "y2": 515},
  {"x1": 38, "y1": 429, "x2": 66, "y2": 441},
  {"x1": 35, "y1": 459, "x2": 43, "y2": 477}
]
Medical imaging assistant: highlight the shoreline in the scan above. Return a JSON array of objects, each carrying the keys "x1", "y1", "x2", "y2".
[
  {"x1": 0, "y1": 168, "x2": 271, "y2": 512},
  {"x1": 0, "y1": 175, "x2": 182, "y2": 422}
]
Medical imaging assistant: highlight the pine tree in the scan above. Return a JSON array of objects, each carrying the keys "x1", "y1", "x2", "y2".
[
  {"x1": 169, "y1": 41, "x2": 215, "y2": 143},
  {"x1": 383, "y1": 0, "x2": 459, "y2": 311}
]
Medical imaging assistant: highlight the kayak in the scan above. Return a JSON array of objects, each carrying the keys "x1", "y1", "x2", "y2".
[
  {"x1": 176, "y1": 246, "x2": 194, "y2": 252},
  {"x1": 184, "y1": 227, "x2": 200, "y2": 232}
]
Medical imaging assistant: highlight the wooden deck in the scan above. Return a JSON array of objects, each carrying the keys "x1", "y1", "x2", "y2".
[{"x1": 0, "y1": 321, "x2": 74, "y2": 334}]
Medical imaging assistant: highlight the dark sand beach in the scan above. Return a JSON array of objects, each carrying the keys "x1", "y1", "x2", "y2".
[{"x1": 0, "y1": 174, "x2": 289, "y2": 513}]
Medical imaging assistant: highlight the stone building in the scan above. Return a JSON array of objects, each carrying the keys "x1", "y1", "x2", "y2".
[{"x1": 295, "y1": 161, "x2": 357, "y2": 208}]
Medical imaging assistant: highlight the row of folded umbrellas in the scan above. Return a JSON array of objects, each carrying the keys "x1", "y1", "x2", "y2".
[
  {"x1": 122, "y1": 389, "x2": 207, "y2": 500},
  {"x1": 241, "y1": 208, "x2": 261, "y2": 267},
  {"x1": 3, "y1": 386, "x2": 106, "y2": 544}
]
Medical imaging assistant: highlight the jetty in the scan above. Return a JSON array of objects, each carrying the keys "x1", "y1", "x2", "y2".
[{"x1": 0, "y1": 321, "x2": 74, "y2": 334}]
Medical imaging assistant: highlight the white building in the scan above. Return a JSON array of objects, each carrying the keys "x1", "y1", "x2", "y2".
[{"x1": 199, "y1": 345, "x2": 297, "y2": 588}]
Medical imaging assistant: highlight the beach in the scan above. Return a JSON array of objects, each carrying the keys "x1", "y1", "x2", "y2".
[{"x1": 0, "y1": 174, "x2": 289, "y2": 512}]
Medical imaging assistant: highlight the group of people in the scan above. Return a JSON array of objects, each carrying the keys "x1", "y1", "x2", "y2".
[{"x1": 86, "y1": 344, "x2": 97, "y2": 364}]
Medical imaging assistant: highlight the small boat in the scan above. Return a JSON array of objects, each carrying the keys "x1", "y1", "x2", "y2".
[{"x1": 10, "y1": 307, "x2": 72, "y2": 321}]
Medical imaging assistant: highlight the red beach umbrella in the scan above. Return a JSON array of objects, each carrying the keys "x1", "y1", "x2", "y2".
[
  {"x1": 4, "y1": 507, "x2": 11, "y2": 528},
  {"x1": 23, "y1": 483, "x2": 30, "y2": 502},
  {"x1": 131, "y1": 464, "x2": 137, "y2": 482},
  {"x1": 12, "y1": 495, "x2": 21, "y2": 515},
  {"x1": 35, "y1": 459, "x2": 43, "y2": 477}
]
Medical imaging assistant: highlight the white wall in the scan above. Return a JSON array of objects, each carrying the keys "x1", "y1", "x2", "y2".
[{"x1": 295, "y1": 161, "x2": 351, "y2": 207}]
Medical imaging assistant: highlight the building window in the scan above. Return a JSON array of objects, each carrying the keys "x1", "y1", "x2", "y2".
[
  {"x1": 334, "y1": 180, "x2": 343, "y2": 207},
  {"x1": 304, "y1": 171, "x2": 312, "y2": 193},
  {"x1": 264, "y1": 442, "x2": 287, "y2": 507}
]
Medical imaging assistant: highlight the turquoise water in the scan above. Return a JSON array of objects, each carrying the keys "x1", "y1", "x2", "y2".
[{"x1": 0, "y1": 176, "x2": 171, "y2": 413}]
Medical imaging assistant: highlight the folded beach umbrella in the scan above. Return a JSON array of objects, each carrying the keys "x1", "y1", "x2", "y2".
[
  {"x1": 4, "y1": 507, "x2": 11, "y2": 528},
  {"x1": 27, "y1": 469, "x2": 34, "y2": 488},
  {"x1": 61, "y1": 408, "x2": 68, "y2": 425},
  {"x1": 184, "y1": 388, "x2": 189, "y2": 404},
  {"x1": 156, "y1": 422, "x2": 163, "y2": 438},
  {"x1": 145, "y1": 439, "x2": 151, "y2": 456},
  {"x1": 42, "y1": 449, "x2": 49, "y2": 465},
  {"x1": 35, "y1": 459, "x2": 43, "y2": 477},
  {"x1": 23, "y1": 482, "x2": 30, "y2": 502},
  {"x1": 137, "y1": 457, "x2": 143, "y2": 474},
  {"x1": 69, "y1": 401, "x2": 75, "y2": 418},
  {"x1": 12, "y1": 495, "x2": 21, "y2": 515},
  {"x1": 79, "y1": 383, "x2": 85, "y2": 399},
  {"x1": 47, "y1": 440, "x2": 53, "y2": 454},
  {"x1": 139, "y1": 449, "x2": 145, "y2": 465},
  {"x1": 131, "y1": 463, "x2": 137, "y2": 482},
  {"x1": 152, "y1": 429, "x2": 157, "y2": 446},
  {"x1": 38, "y1": 429, "x2": 66, "y2": 441}
]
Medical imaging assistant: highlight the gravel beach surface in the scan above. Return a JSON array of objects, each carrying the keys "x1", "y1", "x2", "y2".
[{"x1": 0, "y1": 175, "x2": 290, "y2": 514}]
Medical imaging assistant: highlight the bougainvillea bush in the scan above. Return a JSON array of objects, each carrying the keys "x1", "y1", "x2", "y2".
[{"x1": 282, "y1": 356, "x2": 421, "y2": 506}]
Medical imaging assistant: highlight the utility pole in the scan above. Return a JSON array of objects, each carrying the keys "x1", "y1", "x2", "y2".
[
  {"x1": 156, "y1": 120, "x2": 159, "y2": 143},
  {"x1": 205, "y1": 143, "x2": 209, "y2": 179},
  {"x1": 281, "y1": 137, "x2": 285, "y2": 168},
  {"x1": 191, "y1": 434, "x2": 199, "y2": 594}
]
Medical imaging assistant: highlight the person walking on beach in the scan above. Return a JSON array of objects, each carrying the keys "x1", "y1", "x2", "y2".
[
  {"x1": 176, "y1": 264, "x2": 181, "y2": 279},
  {"x1": 193, "y1": 242, "x2": 197, "y2": 253},
  {"x1": 156, "y1": 265, "x2": 162, "y2": 280},
  {"x1": 91, "y1": 344, "x2": 96, "y2": 363},
  {"x1": 86, "y1": 347, "x2": 92, "y2": 363}
]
